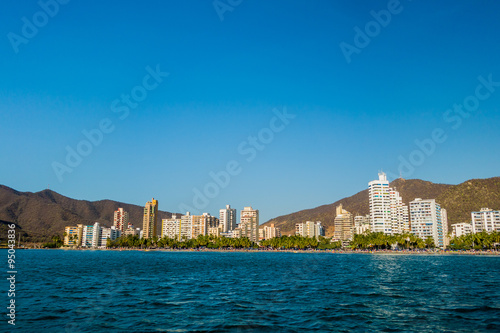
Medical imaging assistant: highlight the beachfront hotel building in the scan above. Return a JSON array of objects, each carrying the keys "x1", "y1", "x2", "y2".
[
  {"x1": 143, "y1": 198, "x2": 158, "y2": 239},
  {"x1": 334, "y1": 204, "x2": 353, "y2": 241},
  {"x1": 220, "y1": 204, "x2": 237, "y2": 232},
  {"x1": 113, "y1": 208, "x2": 129, "y2": 232},
  {"x1": 471, "y1": 208, "x2": 500, "y2": 233},
  {"x1": 451, "y1": 223, "x2": 472, "y2": 238},
  {"x1": 239, "y1": 206, "x2": 259, "y2": 242},
  {"x1": 409, "y1": 198, "x2": 447, "y2": 248},
  {"x1": 368, "y1": 172, "x2": 409, "y2": 235},
  {"x1": 295, "y1": 221, "x2": 324, "y2": 239}
]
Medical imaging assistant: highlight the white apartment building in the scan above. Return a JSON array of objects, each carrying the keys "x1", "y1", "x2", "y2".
[
  {"x1": 162, "y1": 214, "x2": 182, "y2": 239},
  {"x1": 471, "y1": 208, "x2": 500, "y2": 233},
  {"x1": 451, "y1": 223, "x2": 472, "y2": 238},
  {"x1": 369, "y1": 172, "x2": 409, "y2": 235},
  {"x1": 369, "y1": 172, "x2": 393, "y2": 234},
  {"x1": 295, "y1": 221, "x2": 324, "y2": 239},
  {"x1": 409, "y1": 198, "x2": 447, "y2": 248},
  {"x1": 180, "y1": 213, "x2": 193, "y2": 240},
  {"x1": 113, "y1": 208, "x2": 129, "y2": 232},
  {"x1": 220, "y1": 205, "x2": 237, "y2": 232}
]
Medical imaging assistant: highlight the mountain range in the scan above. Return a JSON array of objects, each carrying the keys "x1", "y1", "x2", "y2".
[
  {"x1": 0, "y1": 185, "x2": 176, "y2": 243},
  {"x1": 262, "y1": 177, "x2": 500, "y2": 236},
  {"x1": 1, "y1": 176, "x2": 499, "y2": 242}
]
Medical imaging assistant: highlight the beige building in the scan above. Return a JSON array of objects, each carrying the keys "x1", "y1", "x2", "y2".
[
  {"x1": 334, "y1": 204, "x2": 353, "y2": 241},
  {"x1": 143, "y1": 198, "x2": 158, "y2": 239},
  {"x1": 260, "y1": 223, "x2": 281, "y2": 240},
  {"x1": 239, "y1": 206, "x2": 259, "y2": 242}
]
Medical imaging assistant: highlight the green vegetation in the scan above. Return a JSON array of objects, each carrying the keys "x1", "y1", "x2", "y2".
[
  {"x1": 350, "y1": 232, "x2": 433, "y2": 250},
  {"x1": 42, "y1": 235, "x2": 63, "y2": 248},
  {"x1": 106, "y1": 234, "x2": 339, "y2": 250},
  {"x1": 449, "y1": 231, "x2": 500, "y2": 250},
  {"x1": 107, "y1": 234, "x2": 257, "y2": 249},
  {"x1": 260, "y1": 235, "x2": 341, "y2": 250}
]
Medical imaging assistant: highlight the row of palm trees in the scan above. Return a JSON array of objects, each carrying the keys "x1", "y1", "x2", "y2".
[
  {"x1": 106, "y1": 234, "x2": 341, "y2": 250},
  {"x1": 107, "y1": 234, "x2": 257, "y2": 249},
  {"x1": 350, "y1": 232, "x2": 434, "y2": 250},
  {"x1": 449, "y1": 231, "x2": 500, "y2": 250},
  {"x1": 260, "y1": 235, "x2": 341, "y2": 250}
]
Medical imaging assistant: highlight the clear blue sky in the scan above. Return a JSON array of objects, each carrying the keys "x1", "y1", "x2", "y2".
[{"x1": 1, "y1": 0, "x2": 499, "y2": 223}]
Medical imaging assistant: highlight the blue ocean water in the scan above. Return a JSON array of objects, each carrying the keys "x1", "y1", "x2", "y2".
[{"x1": 3, "y1": 250, "x2": 500, "y2": 332}]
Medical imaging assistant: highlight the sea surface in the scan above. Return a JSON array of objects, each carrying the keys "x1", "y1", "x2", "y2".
[{"x1": 2, "y1": 250, "x2": 500, "y2": 332}]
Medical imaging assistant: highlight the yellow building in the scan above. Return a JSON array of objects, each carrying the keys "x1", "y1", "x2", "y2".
[
  {"x1": 143, "y1": 198, "x2": 159, "y2": 239},
  {"x1": 64, "y1": 225, "x2": 82, "y2": 246}
]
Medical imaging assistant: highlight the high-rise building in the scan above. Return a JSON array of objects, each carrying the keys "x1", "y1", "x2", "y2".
[
  {"x1": 191, "y1": 213, "x2": 209, "y2": 239},
  {"x1": 239, "y1": 206, "x2": 259, "y2": 242},
  {"x1": 113, "y1": 208, "x2": 129, "y2": 232},
  {"x1": 162, "y1": 214, "x2": 182, "y2": 239},
  {"x1": 81, "y1": 223, "x2": 97, "y2": 248},
  {"x1": 220, "y1": 204, "x2": 237, "y2": 232},
  {"x1": 334, "y1": 204, "x2": 353, "y2": 241},
  {"x1": 369, "y1": 172, "x2": 392, "y2": 234},
  {"x1": 368, "y1": 172, "x2": 408, "y2": 235},
  {"x1": 180, "y1": 213, "x2": 193, "y2": 240},
  {"x1": 409, "y1": 198, "x2": 447, "y2": 248},
  {"x1": 471, "y1": 208, "x2": 500, "y2": 233},
  {"x1": 295, "y1": 221, "x2": 324, "y2": 239},
  {"x1": 142, "y1": 198, "x2": 158, "y2": 239},
  {"x1": 390, "y1": 189, "x2": 409, "y2": 233}
]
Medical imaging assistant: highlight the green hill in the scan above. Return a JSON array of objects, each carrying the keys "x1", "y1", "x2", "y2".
[{"x1": 262, "y1": 177, "x2": 500, "y2": 236}]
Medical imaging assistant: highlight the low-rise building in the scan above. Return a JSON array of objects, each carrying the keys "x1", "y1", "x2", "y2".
[{"x1": 451, "y1": 223, "x2": 472, "y2": 238}]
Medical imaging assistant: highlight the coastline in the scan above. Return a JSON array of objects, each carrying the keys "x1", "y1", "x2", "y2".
[{"x1": 20, "y1": 247, "x2": 500, "y2": 255}]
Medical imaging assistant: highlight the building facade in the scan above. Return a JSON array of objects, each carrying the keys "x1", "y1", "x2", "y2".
[
  {"x1": 219, "y1": 204, "x2": 237, "y2": 232},
  {"x1": 409, "y1": 198, "x2": 447, "y2": 248},
  {"x1": 368, "y1": 172, "x2": 409, "y2": 235},
  {"x1": 260, "y1": 223, "x2": 281, "y2": 240},
  {"x1": 113, "y1": 208, "x2": 129, "y2": 232},
  {"x1": 295, "y1": 221, "x2": 324, "y2": 239},
  {"x1": 162, "y1": 214, "x2": 182, "y2": 239},
  {"x1": 238, "y1": 206, "x2": 259, "y2": 242},
  {"x1": 471, "y1": 208, "x2": 500, "y2": 233},
  {"x1": 143, "y1": 198, "x2": 158, "y2": 239},
  {"x1": 451, "y1": 223, "x2": 472, "y2": 238},
  {"x1": 334, "y1": 204, "x2": 353, "y2": 241}
]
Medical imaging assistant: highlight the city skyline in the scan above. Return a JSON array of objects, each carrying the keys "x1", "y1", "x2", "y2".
[{"x1": 1, "y1": 0, "x2": 500, "y2": 223}]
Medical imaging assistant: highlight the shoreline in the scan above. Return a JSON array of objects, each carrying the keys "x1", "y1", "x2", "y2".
[{"x1": 14, "y1": 247, "x2": 500, "y2": 255}]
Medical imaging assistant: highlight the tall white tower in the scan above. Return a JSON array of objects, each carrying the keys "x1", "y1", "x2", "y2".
[
  {"x1": 369, "y1": 172, "x2": 392, "y2": 234},
  {"x1": 219, "y1": 204, "x2": 237, "y2": 232}
]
